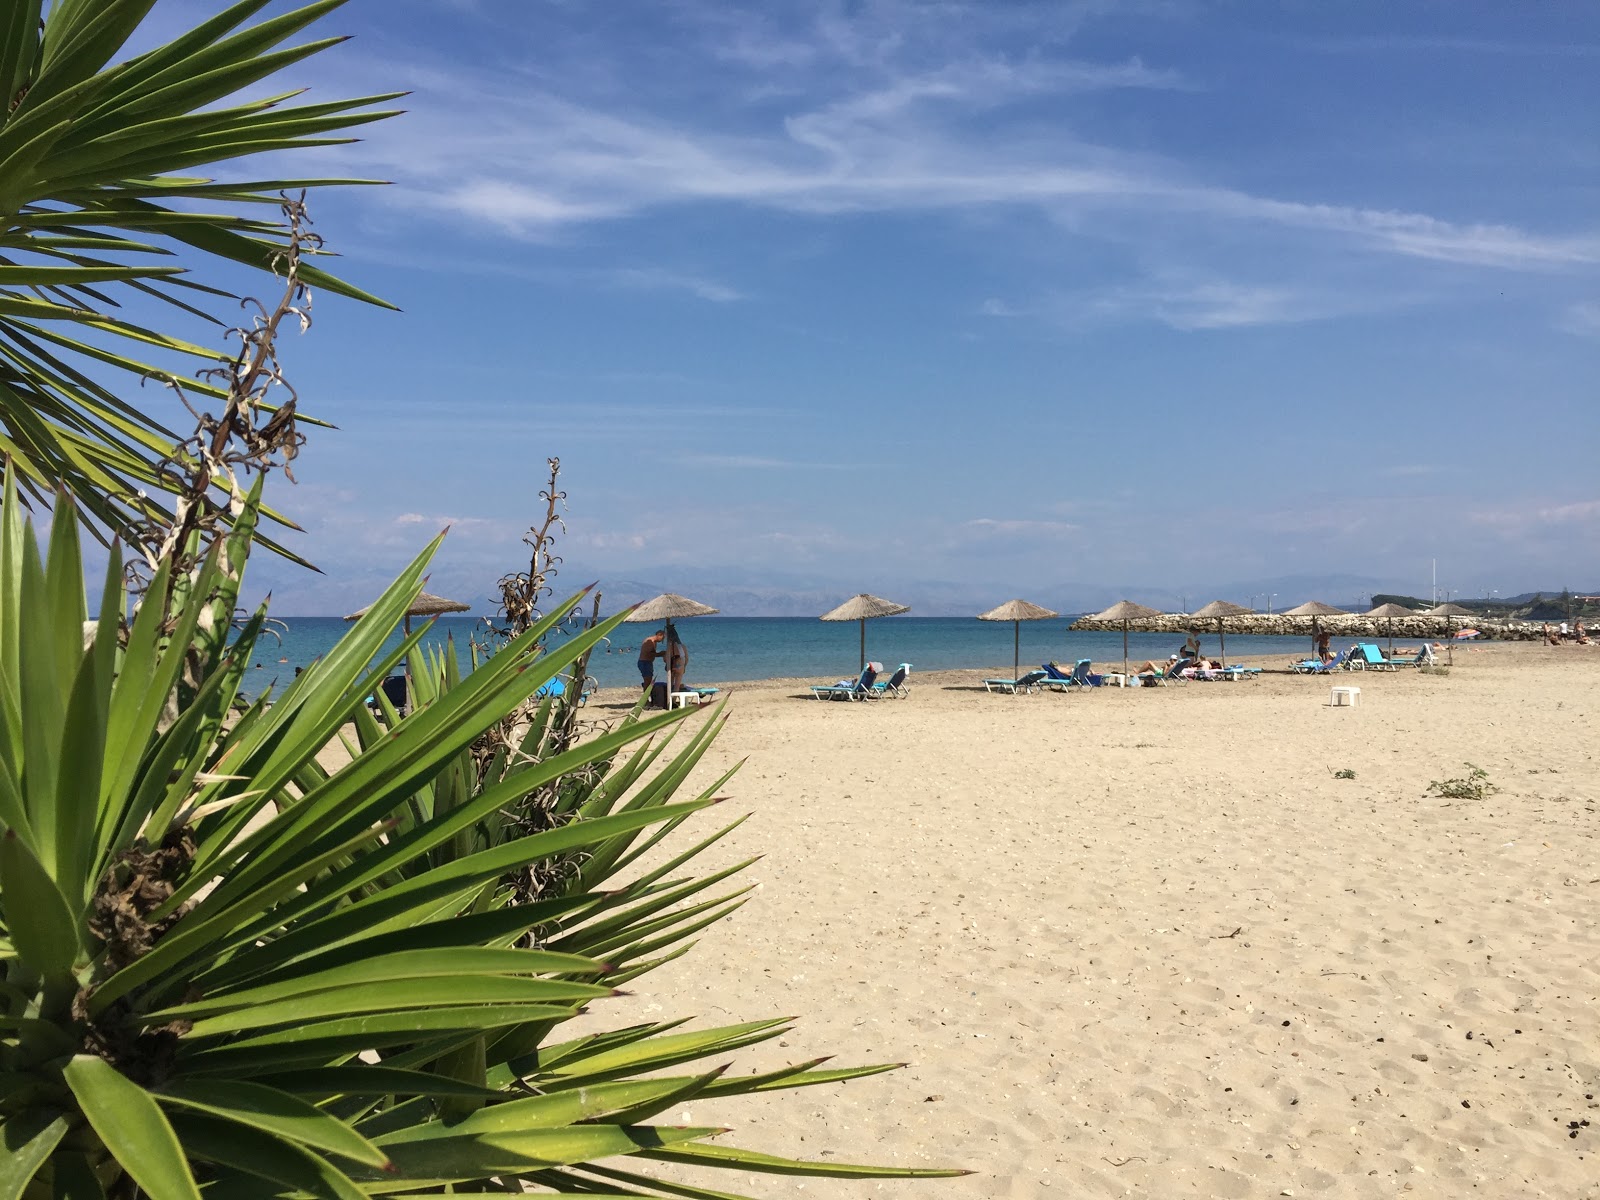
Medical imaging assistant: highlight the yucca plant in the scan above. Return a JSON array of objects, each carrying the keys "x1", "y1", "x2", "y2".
[
  {"x1": 1, "y1": 4, "x2": 964, "y2": 1194},
  {"x1": 0, "y1": 477, "x2": 961, "y2": 1196},
  {"x1": 0, "y1": 0, "x2": 398, "y2": 546}
]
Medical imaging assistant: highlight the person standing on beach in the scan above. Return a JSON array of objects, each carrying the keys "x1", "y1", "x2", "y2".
[
  {"x1": 1314, "y1": 626, "x2": 1333, "y2": 663},
  {"x1": 666, "y1": 630, "x2": 689, "y2": 692},
  {"x1": 1182, "y1": 629, "x2": 1201, "y2": 659},
  {"x1": 637, "y1": 629, "x2": 666, "y2": 691}
]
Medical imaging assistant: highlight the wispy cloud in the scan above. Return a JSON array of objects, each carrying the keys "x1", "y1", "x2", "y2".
[
  {"x1": 603, "y1": 266, "x2": 745, "y2": 302},
  {"x1": 1560, "y1": 301, "x2": 1600, "y2": 338},
  {"x1": 338, "y1": 15, "x2": 1600, "y2": 276},
  {"x1": 679, "y1": 454, "x2": 856, "y2": 470},
  {"x1": 1084, "y1": 279, "x2": 1332, "y2": 330},
  {"x1": 960, "y1": 518, "x2": 1081, "y2": 538},
  {"x1": 984, "y1": 274, "x2": 1397, "y2": 330},
  {"x1": 1288, "y1": 33, "x2": 1600, "y2": 58},
  {"x1": 1469, "y1": 497, "x2": 1600, "y2": 531},
  {"x1": 1380, "y1": 464, "x2": 1445, "y2": 479}
]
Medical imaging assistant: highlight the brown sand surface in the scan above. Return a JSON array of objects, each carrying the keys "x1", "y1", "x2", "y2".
[{"x1": 580, "y1": 642, "x2": 1599, "y2": 1198}]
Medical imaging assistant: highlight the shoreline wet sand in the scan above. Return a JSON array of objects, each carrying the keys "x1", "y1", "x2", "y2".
[{"x1": 584, "y1": 640, "x2": 1599, "y2": 1198}]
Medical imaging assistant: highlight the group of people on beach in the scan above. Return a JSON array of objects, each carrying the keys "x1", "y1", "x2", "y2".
[
  {"x1": 1130, "y1": 629, "x2": 1227, "y2": 682},
  {"x1": 636, "y1": 627, "x2": 689, "y2": 696},
  {"x1": 1544, "y1": 620, "x2": 1589, "y2": 645}
]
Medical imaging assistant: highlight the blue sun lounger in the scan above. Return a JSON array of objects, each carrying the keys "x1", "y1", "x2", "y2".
[
  {"x1": 1038, "y1": 660, "x2": 1096, "y2": 691},
  {"x1": 811, "y1": 664, "x2": 877, "y2": 701},
  {"x1": 1289, "y1": 646, "x2": 1354, "y2": 674},
  {"x1": 984, "y1": 669, "x2": 1048, "y2": 694},
  {"x1": 1354, "y1": 643, "x2": 1404, "y2": 671},
  {"x1": 1069, "y1": 659, "x2": 1103, "y2": 687},
  {"x1": 869, "y1": 663, "x2": 911, "y2": 698}
]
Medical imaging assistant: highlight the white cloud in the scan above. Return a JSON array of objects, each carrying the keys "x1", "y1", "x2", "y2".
[
  {"x1": 1560, "y1": 301, "x2": 1600, "y2": 338},
  {"x1": 1196, "y1": 194, "x2": 1600, "y2": 269},
  {"x1": 960, "y1": 518, "x2": 1081, "y2": 538},
  {"x1": 1092, "y1": 280, "x2": 1323, "y2": 330},
  {"x1": 1381, "y1": 464, "x2": 1444, "y2": 478},
  {"x1": 992, "y1": 274, "x2": 1395, "y2": 331},
  {"x1": 605, "y1": 267, "x2": 745, "y2": 303},
  {"x1": 1466, "y1": 497, "x2": 1600, "y2": 531},
  {"x1": 979, "y1": 297, "x2": 1026, "y2": 317},
  {"x1": 344, "y1": 37, "x2": 1600, "y2": 274},
  {"x1": 1535, "y1": 498, "x2": 1600, "y2": 523},
  {"x1": 679, "y1": 454, "x2": 856, "y2": 470}
]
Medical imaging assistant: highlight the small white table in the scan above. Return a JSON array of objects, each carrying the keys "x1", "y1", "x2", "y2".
[
  {"x1": 668, "y1": 691, "x2": 700, "y2": 710},
  {"x1": 1330, "y1": 686, "x2": 1361, "y2": 707}
]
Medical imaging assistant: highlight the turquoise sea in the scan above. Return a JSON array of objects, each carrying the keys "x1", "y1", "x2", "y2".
[{"x1": 240, "y1": 615, "x2": 1326, "y2": 698}]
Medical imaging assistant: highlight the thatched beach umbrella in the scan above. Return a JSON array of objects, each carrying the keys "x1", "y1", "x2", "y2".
[
  {"x1": 1090, "y1": 599, "x2": 1163, "y2": 678},
  {"x1": 1282, "y1": 600, "x2": 1348, "y2": 618},
  {"x1": 978, "y1": 598, "x2": 1059, "y2": 682},
  {"x1": 1282, "y1": 599, "x2": 1349, "y2": 658},
  {"x1": 1365, "y1": 602, "x2": 1416, "y2": 657},
  {"x1": 345, "y1": 589, "x2": 471, "y2": 635},
  {"x1": 623, "y1": 593, "x2": 719, "y2": 690},
  {"x1": 820, "y1": 593, "x2": 910, "y2": 671},
  {"x1": 1425, "y1": 601, "x2": 1474, "y2": 665},
  {"x1": 1190, "y1": 599, "x2": 1254, "y2": 666}
]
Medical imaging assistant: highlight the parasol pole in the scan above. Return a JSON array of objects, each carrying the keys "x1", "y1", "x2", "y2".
[
  {"x1": 1122, "y1": 620, "x2": 1130, "y2": 678},
  {"x1": 859, "y1": 619, "x2": 866, "y2": 672},
  {"x1": 1217, "y1": 616, "x2": 1226, "y2": 666},
  {"x1": 1013, "y1": 619, "x2": 1020, "y2": 681}
]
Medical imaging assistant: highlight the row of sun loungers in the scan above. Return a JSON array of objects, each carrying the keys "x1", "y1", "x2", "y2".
[
  {"x1": 813, "y1": 643, "x2": 1430, "y2": 701},
  {"x1": 810, "y1": 662, "x2": 912, "y2": 700},
  {"x1": 984, "y1": 659, "x2": 1103, "y2": 693},
  {"x1": 1286, "y1": 643, "x2": 1434, "y2": 674}
]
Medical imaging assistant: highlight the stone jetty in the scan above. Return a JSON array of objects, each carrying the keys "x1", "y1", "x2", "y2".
[{"x1": 1068, "y1": 613, "x2": 1549, "y2": 641}]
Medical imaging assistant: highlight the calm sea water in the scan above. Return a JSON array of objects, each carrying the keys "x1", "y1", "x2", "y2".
[{"x1": 239, "y1": 615, "x2": 1324, "y2": 698}]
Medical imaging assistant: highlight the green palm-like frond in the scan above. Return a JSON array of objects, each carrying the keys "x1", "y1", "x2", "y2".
[
  {"x1": 0, "y1": 482, "x2": 966, "y2": 1196},
  {"x1": 0, "y1": 0, "x2": 397, "y2": 542}
]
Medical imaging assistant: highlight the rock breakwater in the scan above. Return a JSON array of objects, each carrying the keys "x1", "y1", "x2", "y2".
[{"x1": 1068, "y1": 614, "x2": 1548, "y2": 641}]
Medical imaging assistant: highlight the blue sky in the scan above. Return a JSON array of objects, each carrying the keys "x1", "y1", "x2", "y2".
[{"x1": 144, "y1": 1, "x2": 1600, "y2": 614}]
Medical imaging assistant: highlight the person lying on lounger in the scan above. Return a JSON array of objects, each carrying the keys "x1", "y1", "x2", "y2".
[{"x1": 1131, "y1": 653, "x2": 1213, "y2": 682}]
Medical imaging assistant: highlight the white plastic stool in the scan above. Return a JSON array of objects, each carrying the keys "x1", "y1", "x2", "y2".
[
  {"x1": 669, "y1": 691, "x2": 699, "y2": 710},
  {"x1": 1330, "y1": 686, "x2": 1361, "y2": 707}
]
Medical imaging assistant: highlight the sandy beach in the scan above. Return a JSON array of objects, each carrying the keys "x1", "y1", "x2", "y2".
[{"x1": 580, "y1": 641, "x2": 1599, "y2": 1198}]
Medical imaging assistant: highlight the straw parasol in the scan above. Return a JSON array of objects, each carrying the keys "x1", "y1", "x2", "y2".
[
  {"x1": 1282, "y1": 600, "x2": 1348, "y2": 618},
  {"x1": 1089, "y1": 599, "x2": 1163, "y2": 678},
  {"x1": 622, "y1": 593, "x2": 719, "y2": 692},
  {"x1": 1425, "y1": 601, "x2": 1475, "y2": 665},
  {"x1": 344, "y1": 589, "x2": 471, "y2": 635},
  {"x1": 1282, "y1": 600, "x2": 1348, "y2": 659},
  {"x1": 1365, "y1": 602, "x2": 1416, "y2": 657},
  {"x1": 978, "y1": 598, "x2": 1059, "y2": 682},
  {"x1": 820, "y1": 593, "x2": 910, "y2": 671},
  {"x1": 626, "y1": 592, "x2": 719, "y2": 625},
  {"x1": 1189, "y1": 599, "x2": 1253, "y2": 666}
]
